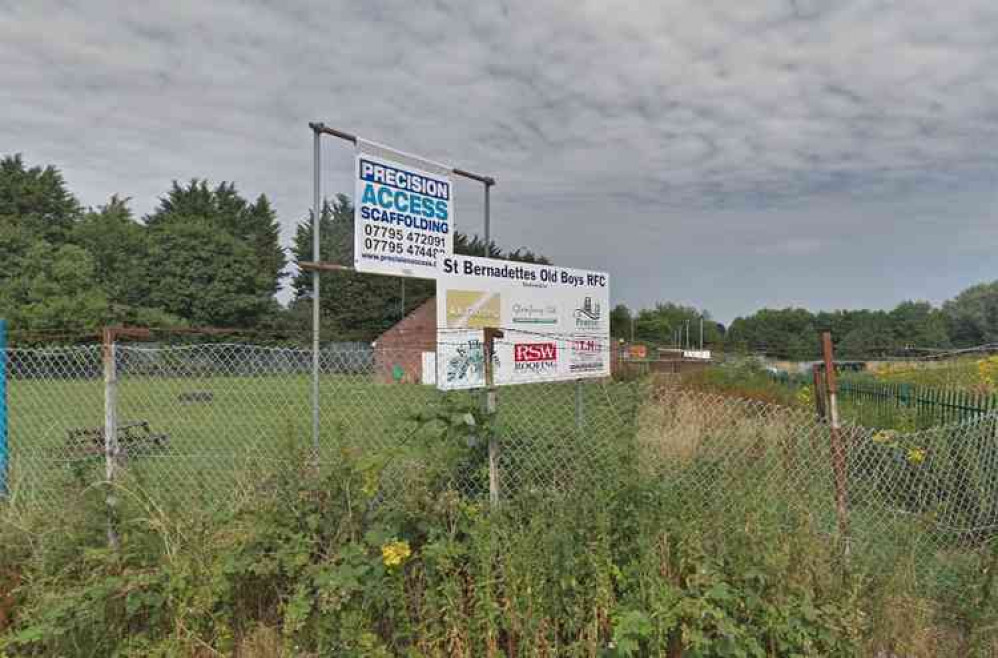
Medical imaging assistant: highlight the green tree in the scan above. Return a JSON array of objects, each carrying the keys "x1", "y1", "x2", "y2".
[
  {"x1": 943, "y1": 281, "x2": 998, "y2": 347},
  {"x1": 289, "y1": 195, "x2": 432, "y2": 340},
  {"x1": 632, "y1": 303, "x2": 722, "y2": 348},
  {"x1": 726, "y1": 308, "x2": 818, "y2": 359},
  {"x1": 145, "y1": 221, "x2": 276, "y2": 327},
  {"x1": 74, "y1": 197, "x2": 146, "y2": 315},
  {"x1": 146, "y1": 180, "x2": 286, "y2": 298},
  {"x1": 610, "y1": 304, "x2": 633, "y2": 340},
  {"x1": 836, "y1": 310, "x2": 895, "y2": 358},
  {"x1": 0, "y1": 154, "x2": 80, "y2": 244},
  {"x1": 451, "y1": 233, "x2": 551, "y2": 264},
  {"x1": 0, "y1": 241, "x2": 106, "y2": 331},
  {"x1": 74, "y1": 196, "x2": 189, "y2": 327},
  {"x1": 889, "y1": 301, "x2": 950, "y2": 349}
]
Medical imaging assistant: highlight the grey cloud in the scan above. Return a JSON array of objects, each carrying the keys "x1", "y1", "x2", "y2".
[{"x1": 2, "y1": 0, "x2": 997, "y2": 322}]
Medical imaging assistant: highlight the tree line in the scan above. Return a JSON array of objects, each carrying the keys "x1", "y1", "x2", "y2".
[
  {"x1": 723, "y1": 291, "x2": 998, "y2": 359},
  {"x1": 3, "y1": 153, "x2": 995, "y2": 354},
  {"x1": 0, "y1": 154, "x2": 546, "y2": 342},
  {"x1": 611, "y1": 287, "x2": 998, "y2": 360}
]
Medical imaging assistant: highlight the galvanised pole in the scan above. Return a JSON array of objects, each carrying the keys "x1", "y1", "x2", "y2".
[
  {"x1": 484, "y1": 180, "x2": 491, "y2": 250},
  {"x1": 312, "y1": 123, "x2": 323, "y2": 460}
]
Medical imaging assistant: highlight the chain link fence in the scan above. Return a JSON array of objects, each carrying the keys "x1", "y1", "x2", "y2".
[
  {"x1": 3, "y1": 340, "x2": 641, "y2": 515},
  {"x1": 4, "y1": 341, "x2": 998, "y2": 585}
]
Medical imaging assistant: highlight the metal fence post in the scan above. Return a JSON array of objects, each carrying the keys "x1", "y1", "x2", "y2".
[
  {"x1": 812, "y1": 364, "x2": 827, "y2": 421},
  {"x1": 484, "y1": 328, "x2": 503, "y2": 507},
  {"x1": 0, "y1": 319, "x2": 7, "y2": 499},
  {"x1": 103, "y1": 327, "x2": 120, "y2": 550},
  {"x1": 821, "y1": 332, "x2": 850, "y2": 554}
]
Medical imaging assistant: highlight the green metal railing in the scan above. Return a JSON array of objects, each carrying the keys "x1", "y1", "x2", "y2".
[
  {"x1": 767, "y1": 370, "x2": 998, "y2": 429},
  {"x1": 837, "y1": 380, "x2": 998, "y2": 429}
]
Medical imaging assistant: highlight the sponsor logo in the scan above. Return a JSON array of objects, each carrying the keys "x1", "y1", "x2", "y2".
[
  {"x1": 571, "y1": 339, "x2": 602, "y2": 353},
  {"x1": 514, "y1": 343, "x2": 558, "y2": 362},
  {"x1": 513, "y1": 342, "x2": 558, "y2": 372},
  {"x1": 444, "y1": 338, "x2": 499, "y2": 384},
  {"x1": 574, "y1": 296, "x2": 602, "y2": 330},
  {"x1": 570, "y1": 338, "x2": 606, "y2": 374},
  {"x1": 512, "y1": 302, "x2": 558, "y2": 325},
  {"x1": 446, "y1": 290, "x2": 501, "y2": 328}
]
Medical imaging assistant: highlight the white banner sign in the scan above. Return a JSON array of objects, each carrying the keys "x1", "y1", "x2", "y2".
[
  {"x1": 435, "y1": 255, "x2": 610, "y2": 390},
  {"x1": 354, "y1": 140, "x2": 453, "y2": 279}
]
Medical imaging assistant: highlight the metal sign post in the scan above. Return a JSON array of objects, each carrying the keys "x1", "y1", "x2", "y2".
[
  {"x1": 308, "y1": 121, "x2": 496, "y2": 463},
  {"x1": 311, "y1": 126, "x2": 322, "y2": 462}
]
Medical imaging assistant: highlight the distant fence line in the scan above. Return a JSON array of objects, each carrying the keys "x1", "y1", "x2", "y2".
[
  {"x1": 839, "y1": 379, "x2": 998, "y2": 428},
  {"x1": 770, "y1": 370, "x2": 998, "y2": 428},
  {"x1": 5, "y1": 342, "x2": 374, "y2": 380}
]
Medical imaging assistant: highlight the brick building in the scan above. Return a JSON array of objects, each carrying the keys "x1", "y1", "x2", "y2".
[{"x1": 372, "y1": 298, "x2": 437, "y2": 384}]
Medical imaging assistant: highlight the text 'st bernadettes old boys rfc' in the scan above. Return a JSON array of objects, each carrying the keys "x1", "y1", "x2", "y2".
[{"x1": 435, "y1": 255, "x2": 610, "y2": 390}]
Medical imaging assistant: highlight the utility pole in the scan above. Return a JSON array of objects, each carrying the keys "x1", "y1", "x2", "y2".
[{"x1": 700, "y1": 316, "x2": 704, "y2": 351}]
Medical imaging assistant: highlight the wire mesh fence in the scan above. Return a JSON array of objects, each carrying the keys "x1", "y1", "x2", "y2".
[
  {"x1": 2, "y1": 340, "x2": 641, "y2": 514},
  {"x1": 4, "y1": 341, "x2": 998, "y2": 585}
]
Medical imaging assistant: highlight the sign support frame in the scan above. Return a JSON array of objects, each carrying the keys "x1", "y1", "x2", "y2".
[{"x1": 308, "y1": 122, "x2": 496, "y2": 461}]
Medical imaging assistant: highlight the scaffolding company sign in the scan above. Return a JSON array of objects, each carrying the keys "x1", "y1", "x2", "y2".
[
  {"x1": 435, "y1": 255, "x2": 610, "y2": 390},
  {"x1": 354, "y1": 140, "x2": 453, "y2": 279}
]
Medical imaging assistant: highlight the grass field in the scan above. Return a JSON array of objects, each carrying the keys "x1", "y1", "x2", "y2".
[{"x1": 6, "y1": 368, "x2": 641, "y2": 510}]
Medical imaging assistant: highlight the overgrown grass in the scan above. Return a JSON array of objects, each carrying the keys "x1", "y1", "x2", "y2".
[
  {"x1": 3, "y1": 381, "x2": 998, "y2": 656},
  {"x1": 679, "y1": 361, "x2": 801, "y2": 407}
]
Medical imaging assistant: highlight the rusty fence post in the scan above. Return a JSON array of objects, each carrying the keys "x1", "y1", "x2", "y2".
[
  {"x1": 821, "y1": 332, "x2": 850, "y2": 554},
  {"x1": 812, "y1": 364, "x2": 827, "y2": 421},
  {"x1": 483, "y1": 328, "x2": 504, "y2": 508}
]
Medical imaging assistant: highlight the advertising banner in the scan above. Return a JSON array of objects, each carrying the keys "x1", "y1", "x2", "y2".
[
  {"x1": 435, "y1": 255, "x2": 610, "y2": 390},
  {"x1": 354, "y1": 140, "x2": 453, "y2": 279}
]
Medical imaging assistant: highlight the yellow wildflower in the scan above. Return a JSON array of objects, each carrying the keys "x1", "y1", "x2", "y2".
[
  {"x1": 381, "y1": 540, "x2": 411, "y2": 568},
  {"x1": 907, "y1": 448, "x2": 926, "y2": 465},
  {"x1": 978, "y1": 355, "x2": 998, "y2": 391},
  {"x1": 361, "y1": 470, "x2": 380, "y2": 498},
  {"x1": 796, "y1": 386, "x2": 813, "y2": 407},
  {"x1": 872, "y1": 430, "x2": 896, "y2": 445}
]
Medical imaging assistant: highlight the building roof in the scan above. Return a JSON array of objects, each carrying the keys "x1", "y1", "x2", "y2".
[{"x1": 374, "y1": 297, "x2": 436, "y2": 346}]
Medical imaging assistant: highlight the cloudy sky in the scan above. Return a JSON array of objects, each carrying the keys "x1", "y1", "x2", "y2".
[{"x1": 2, "y1": 0, "x2": 997, "y2": 323}]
